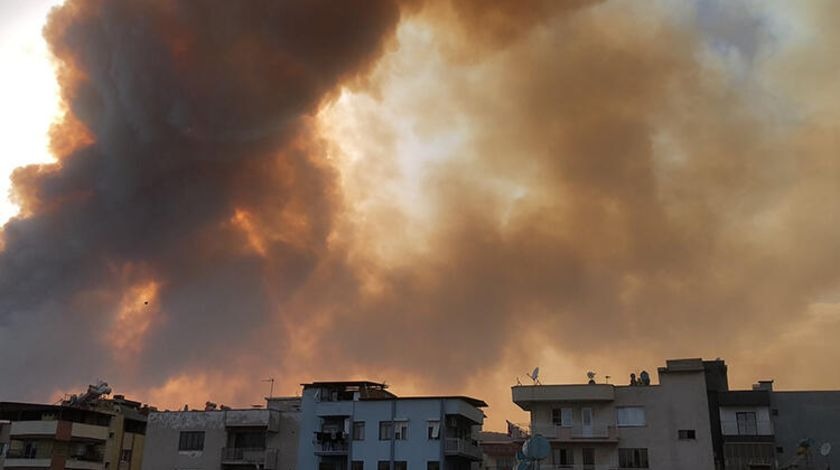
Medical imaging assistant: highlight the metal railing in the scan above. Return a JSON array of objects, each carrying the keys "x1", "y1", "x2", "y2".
[
  {"x1": 221, "y1": 447, "x2": 277, "y2": 463},
  {"x1": 527, "y1": 424, "x2": 618, "y2": 441},
  {"x1": 313, "y1": 440, "x2": 349, "y2": 455}
]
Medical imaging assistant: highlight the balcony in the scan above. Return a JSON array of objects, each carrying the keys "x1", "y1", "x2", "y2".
[
  {"x1": 720, "y1": 420, "x2": 774, "y2": 438},
  {"x1": 224, "y1": 409, "x2": 279, "y2": 432},
  {"x1": 70, "y1": 423, "x2": 109, "y2": 442},
  {"x1": 513, "y1": 385, "x2": 615, "y2": 410},
  {"x1": 444, "y1": 438, "x2": 482, "y2": 460},
  {"x1": 3, "y1": 458, "x2": 53, "y2": 468},
  {"x1": 9, "y1": 420, "x2": 58, "y2": 437},
  {"x1": 221, "y1": 447, "x2": 278, "y2": 469},
  {"x1": 529, "y1": 424, "x2": 619, "y2": 443},
  {"x1": 313, "y1": 440, "x2": 349, "y2": 456}
]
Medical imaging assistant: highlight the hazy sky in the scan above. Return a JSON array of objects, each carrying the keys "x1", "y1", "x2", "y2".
[{"x1": 0, "y1": 0, "x2": 837, "y2": 430}]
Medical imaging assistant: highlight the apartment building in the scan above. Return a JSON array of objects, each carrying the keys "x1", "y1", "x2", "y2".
[
  {"x1": 0, "y1": 398, "x2": 147, "y2": 470},
  {"x1": 297, "y1": 381, "x2": 486, "y2": 470},
  {"x1": 476, "y1": 431, "x2": 522, "y2": 470},
  {"x1": 512, "y1": 358, "x2": 716, "y2": 469},
  {"x1": 1, "y1": 420, "x2": 10, "y2": 469},
  {"x1": 140, "y1": 396, "x2": 300, "y2": 470}
]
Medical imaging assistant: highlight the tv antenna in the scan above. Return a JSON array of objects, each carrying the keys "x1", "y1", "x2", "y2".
[
  {"x1": 262, "y1": 378, "x2": 275, "y2": 398},
  {"x1": 526, "y1": 367, "x2": 541, "y2": 385}
]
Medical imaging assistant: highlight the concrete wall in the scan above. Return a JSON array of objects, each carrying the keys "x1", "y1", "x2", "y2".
[
  {"x1": 141, "y1": 411, "x2": 228, "y2": 470},
  {"x1": 772, "y1": 391, "x2": 840, "y2": 469}
]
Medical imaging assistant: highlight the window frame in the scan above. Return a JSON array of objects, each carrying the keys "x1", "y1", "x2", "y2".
[
  {"x1": 678, "y1": 429, "x2": 696, "y2": 440},
  {"x1": 353, "y1": 421, "x2": 366, "y2": 441},
  {"x1": 736, "y1": 412, "x2": 758, "y2": 435},
  {"x1": 616, "y1": 406, "x2": 646, "y2": 427},
  {"x1": 178, "y1": 431, "x2": 205, "y2": 451},
  {"x1": 618, "y1": 448, "x2": 650, "y2": 468}
]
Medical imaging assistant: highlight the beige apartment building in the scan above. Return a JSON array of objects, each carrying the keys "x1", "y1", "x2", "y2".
[{"x1": 512, "y1": 358, "x2": 716, "y2": 469}]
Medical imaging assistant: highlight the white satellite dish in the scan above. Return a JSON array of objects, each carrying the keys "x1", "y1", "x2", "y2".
[{"x1": 820, "y1": 442, "x2": 831, "y2": 456}]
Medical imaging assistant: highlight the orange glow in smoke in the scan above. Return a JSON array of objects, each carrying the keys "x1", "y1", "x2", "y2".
[
  {"x1": 231, "y1": 208, "x2": 268, "y2": 256},
  {"x1": 108, "y1": 280, "x2": 160, "y2": 355}
]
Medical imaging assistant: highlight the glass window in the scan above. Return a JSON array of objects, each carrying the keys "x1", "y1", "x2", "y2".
[
  {"x1": 353, "y1": 421, "x2": 365, "y2": 440},
  {"x1": 582, "y1": 448, "x2": 595, "y2": 466},
  {"x1": 378, "y1": 462, "x2": 389, "y2": 470},
  {"x1": 394, "y1": 463, "x2": 407, "y2": 470},
  {"x1": 178, "y1": 431, "x2": 205, "y2": 451},
  {"x1": 678, "y1": 429, "x2": 696, "y2": 440},
  {"x1": 427, "y1": 462, "x2": 440, "y2": 470},
  {"x1": 619, "y1": 448, "x2": 649, "y2": 468},
  {"x1": 427, "y1": 421, "x2": 440, "y2": 440},
  {"x1": 552, "y1": 408, "x2": 573, "y2": 426},
  {"x1": 379, "y1": 421, "x2": 394, "y2": 440},
  {"x1": 553, "y1": 447, "x2": 574, "y2": 465},
  {"x1": 351, "y1": 462, "x2": 364, "y2": 470},
  {"x1": 394, "y1": 422, "x2": 408, "y2": 440},
  {"x1": 616, "y1": 407, "x2": 646, "y2": 427},
  {"x1": 736, "y1": 412, "x2": 757, "y2": 435}
]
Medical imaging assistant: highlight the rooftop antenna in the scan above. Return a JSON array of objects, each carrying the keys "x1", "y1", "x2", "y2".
[
  {"x1": 587, "y1": 371, "x2": 597, "y2": 384},
  {"x1": 526, "y1": 367, "x2": 541, "y2": 385},
  {"x1": 262, "y1": 378, "x2": 275, "y2": 398}
]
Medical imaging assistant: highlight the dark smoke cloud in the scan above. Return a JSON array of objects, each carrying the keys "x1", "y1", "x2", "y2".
[{"x1": 1, "y1": 0, "x2": 838, "y2": 429}]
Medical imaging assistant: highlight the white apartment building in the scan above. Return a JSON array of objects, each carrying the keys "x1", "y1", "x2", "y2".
[
  {"x1": 297, "y1": 381, "x2": 486, "y2": 470},
  {"x1": 512, "y1": 359, "x2": 716, "y2": 469}
]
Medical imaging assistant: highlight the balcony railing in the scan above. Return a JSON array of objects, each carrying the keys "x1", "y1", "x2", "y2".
[
  {"x1": 444, "y1": 437, "x2": 482, "y2": 459},
  {"x1": 527, "y1": 424, "x2": 619, "y2": 442},
  {"x1": 313, "y1": 440, "x2": 349, "y2": 455},
  {"x1": 719, "y1": 419, "x2": 774, "y2": 437},
  {"x1": 221, "y1": 447, "x2": 277, "y2": 468}
]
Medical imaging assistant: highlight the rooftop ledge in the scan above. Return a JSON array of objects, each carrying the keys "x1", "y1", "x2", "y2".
[{"x1": 512, "y1": 384, "x2": 615, "y2": 410}]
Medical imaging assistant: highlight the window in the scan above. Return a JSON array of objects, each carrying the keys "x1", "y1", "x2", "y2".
[
  {"x1": 352, "y1": 461, "x2": 364, "y2": 470},
  {"x1": 353, "y1": 421, "x2": 365, "y2": 440},
  {"x1": 394, "y1": 422, "x2": 408, "y2": 440},
  {"x1": 553, "y1": 448, "x2": 574, "y2": 465},
  {"x1": 427, "y1": 421, "x2": 440, "y2": 440},
  {"x1": 616, "y1": 407, "x2": 646, "y2": 427},
  {"x1": 178, "y1": 431, "x2": 205, "y2": 451},
  {"x1": 582, "y1": 448, "x2": 595, "y2": 467},
  {"x1": 427, "y1": 462, "x2": 440, "y2": 470},
  {"x1": 379, "y1": 421, "x2": 393, "y2": 440},
  {"x1": 619, "y1": 448, "x2": 649, "y2": 468},
  {"x1": 233, "y1": 431, "x2": 266, "y2": 449},
  {"x1": 736, "y1": 412, "x2": 758, "y2": 435},
  {"x1": 120, "y1": 449, "x2": 132, "y2": 462},
  {"x1": 776, "y1": 446, "x2": 784, "y2": 454},
  {"x1": 552, "y1": 408, "x2": 573, "y2": 426},
  {"x1": 377, "y1": 462, "x2": 405, "y2": 470},
  {"x1": 678, "y1": 429, "x2": 696, "y2": 440}
]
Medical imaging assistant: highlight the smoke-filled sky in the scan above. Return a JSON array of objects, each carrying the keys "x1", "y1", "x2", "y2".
[{"x1": 0, "y1": 0, "x2": 838, "y2": 429}]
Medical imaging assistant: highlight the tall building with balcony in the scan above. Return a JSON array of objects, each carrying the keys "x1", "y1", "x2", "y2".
[
  {"x1": 297, "y1": 381, "x2": 487, "y2": 470},
  {"x1": 0, "y1": 399, "x2": 147, "y2": 470},
  {"x1": 140, "y1": 397, "x2": 300, "y2": 470},
  {"x1": 512, "y1": 358, "x2": 716, "y2": 469}
]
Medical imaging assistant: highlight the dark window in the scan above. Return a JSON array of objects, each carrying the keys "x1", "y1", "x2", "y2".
[
  {"x1": 378, "y1": 462, "x2": 389, "y2": 470},
  {"x1": 233, "y1": 430, "x2": 266, "y2": 449},
  {"x1": 583, "y1": 448, "x2": 595, "y2": 466},
  {"x1": 772, "y1": 409, "x2": 779, "y2": 416},
  {"x1": 678, "y1": 429, "x2": 696, "y2": 440},
  {"x1": 394, "y1": 462, "x2": 407, "y2": 470},
  {"x1": 352, "y1": 461, "x2": 364, "y2": 470},
  {"x1": 353, "y1": 421, "x2": 365, "y2": 440},
  {"x1": 553, "y1": 448, "x2": 574, "y2": 465},
  {"x1": 120, "y1": 449, "x2": 132, "y2": 462},
  {"x1": 178, "y1": 431, "x2": 205, "y2": 451},
  {"x1": 619, "y1": 448, "x2": 649, "y2": 468},
  {"x1": 736, "y1": 412, "x2": 758, "y2": 435},
  {"x1": 379, "y1": 421, "x2": 393, "y2": 440},
  {"x1": 427, "y1": 462, "x2": 440, "y2": 470},
  {"x1": 776, "y1": 446, "x2": 784, "y2": 454}
]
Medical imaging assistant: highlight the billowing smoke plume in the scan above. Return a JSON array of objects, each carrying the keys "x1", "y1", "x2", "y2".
[{"x1": 1, "y1": 0, "x2": 838, "y2": 427}]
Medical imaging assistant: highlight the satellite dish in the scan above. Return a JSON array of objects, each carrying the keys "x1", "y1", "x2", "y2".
[
  {"x1": 522, "y1": 434, "x2": 551, "y2": 460},
  {"x1": 821, "y1": 442, "x2": 831, "y2": 456},
  {"x1": 526, "y1": 367, "x2": 541, "y2": 385}
]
